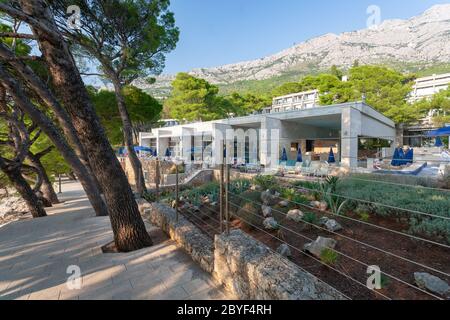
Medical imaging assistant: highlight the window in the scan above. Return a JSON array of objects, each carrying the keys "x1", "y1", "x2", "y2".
[{"x1": 290, "y1": 142, "x2": 299, "y2": 152}]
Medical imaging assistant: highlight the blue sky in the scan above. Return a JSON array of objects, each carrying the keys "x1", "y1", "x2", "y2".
[{"x1": 163, "y1": 0, "x2": 449, "y2": 74}]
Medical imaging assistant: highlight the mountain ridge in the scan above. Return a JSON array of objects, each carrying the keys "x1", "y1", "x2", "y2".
[{"x1": 135, "y1": 4, "x2": 450, "y2": 97}]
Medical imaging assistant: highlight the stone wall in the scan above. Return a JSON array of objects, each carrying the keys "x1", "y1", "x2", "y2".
[
  {"x1": 139, "y1": 200, "x2": 346, "y2": 300},
  {"x1": 138, "y1": 200, "x2": 214, "y2": 273},
  {"x1": 214, "y1": 229, "x2": 346, "y2": 300}
]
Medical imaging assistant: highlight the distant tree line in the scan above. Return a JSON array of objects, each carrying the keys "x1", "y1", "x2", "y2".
[{"x1": 164, "y1": 65, "x2": 448, "y2": 126}]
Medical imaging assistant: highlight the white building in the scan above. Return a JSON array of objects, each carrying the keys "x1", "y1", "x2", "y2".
[
  {"x1": 139, "y1": 101, "x2": 395, "y2": 169},
  {"x1": 409, "y1": 73, "x2": 450, "y2": 103},
  {"x1": 270, "y1": 90, "x2": 320, "y2": 113}
]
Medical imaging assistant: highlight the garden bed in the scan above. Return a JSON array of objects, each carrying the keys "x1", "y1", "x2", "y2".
[{"x1": 173, "y1": 174, "x2": 450, "y2": 300}]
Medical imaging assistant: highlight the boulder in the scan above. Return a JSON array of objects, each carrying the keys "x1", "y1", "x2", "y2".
[
  {"x1": 261, "y1": 190, "x2": 279, "y2": 206},
  {"x1": 324, "y1": 219, "x2": 343, "y2": 232},
  {"x1": 263, "y1": 217, "x2": 279, "y2": 230},
  {"x1": 286, "y1": 209, "x2": 303, "y2": 222},
  {"x1": 276, "y1": 243, "x2": 292, "y2": 258},
  {"x1": 261, "y1": 205, "x2": 272, "y2": 218},
  {"x1": 304, "y1": 236, "x2": 337, "y2": 258},
  {"x1": 278, "y1": 200, "x2": 289, "y2": 207},
  {"x1": 311, "y1": 200, "x2": 328, "y2": 211},
  {"x1": 414, "y1": 272, "x2": 450, "y2": 297}
]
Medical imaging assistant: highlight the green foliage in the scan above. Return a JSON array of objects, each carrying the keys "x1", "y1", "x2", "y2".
[
  {"x1": 316, "y1": 177, "x2": 348, "y2": 215},
  {"x1": 166, "y1": 73, "x2": 235, "y2": 121},
  {"x1": 355, "y1": 206, "x2": 371, "y2": 222},
  {"x1": 181, "y1": 182, "x2": 220, "y2": 207},
  {"x1": 89, "y1": 86, "x2": 162, "y2": 146},
  {"x1": 280, "y1": 187, "x2": 309, "y2": 206},
  {"x1": 51, "y1": 0, "x2": 179, "y2": 83},
  {"x1": 411, "y1": 87, "x2": 450, "y2": 127},
  {"x1": 229, "y1": 179, "x2": 251, "y2": 195},
  {"x1": 320, "y1": 248, "x2": 339, "y2": 265},
  {"x1": 231, "y1": 190, "x2": 263, "y2": 230},
  {"x1": 252, "y1": 175, "x2": 278, "y2": 191},
  {"x1": 225, "y1": 92, "x2": 271, "y2": 115},
  {"x1": 337, "y1": 176, "x2": 450, "y2": 243},
  {"x1": 303, "y1": 212, "x2": 319, "y2": 225}
]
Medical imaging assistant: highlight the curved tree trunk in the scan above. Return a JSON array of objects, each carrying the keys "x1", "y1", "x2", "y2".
[
  {"x1": 0, "y1": 43, "x2": 103, "y2": 194},
  {"x1": 16, "y1": 0, "x2": 152, "y2": 251},
  {"x1": 111, "y1": 78, "x2": 147, "y2": 196},
  {"x1": 0, "y1": 66, "x2": 109, "y2": 217},
  {"x1": 28, "y1": 150, "x2": 59, "y2": 204},
  {"x1": 0, "y1": 159, "x2": 47, "y2": 218}
]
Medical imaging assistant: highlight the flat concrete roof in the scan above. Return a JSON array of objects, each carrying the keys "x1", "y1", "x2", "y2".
[{"x1": 140, "y1": 101, "x2": 395, "y2": 138}]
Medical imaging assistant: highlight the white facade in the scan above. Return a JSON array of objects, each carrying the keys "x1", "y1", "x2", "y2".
[
  {"x1": 270, "y1": 90, "x2": 319, "y2": 113},
  {"x1": 409, "y1": 73, "x2": 450, "y2": 103},
  {"x1": 139, "y1": 102, "x2": 396, "y2": 168}
]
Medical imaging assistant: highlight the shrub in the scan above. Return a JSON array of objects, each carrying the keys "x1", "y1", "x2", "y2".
[
  {"x1": 320, "y1": 248, "x2": 339, "y2": 265},
  {"x1": 229, "y1": 179, "x2": 251, "y2": 195},
  {"x1": 231, "y1": 190, "x2": 263, "y2": 230},
  {"x1": 253, "y1": 175, "x2": 278, "y2": 191},
  {"x1": 336, "y1": 177, "x2": 450, "y2": 243},
  {"x1": 303, "y1": 212, "x2": 319, "y2": 225}
]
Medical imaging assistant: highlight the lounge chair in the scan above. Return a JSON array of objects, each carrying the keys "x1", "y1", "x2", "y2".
[
  {"x1": 315, "y1": 162, "x2": 330, "y2": 177},
  {"x1": 285, "y1": 160, "x2": 297, "y2": 174}
]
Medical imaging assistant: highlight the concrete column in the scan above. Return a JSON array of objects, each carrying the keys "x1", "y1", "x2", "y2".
[
  {"x1": 260, "y1": 118, "x2": 281, "y2": 170},
  {"x1": 212, "y1": 123, "x2": 232, "y2": 166},
  {"x1": 341, "y1": 108, "x2": 361, "y2": 168}
]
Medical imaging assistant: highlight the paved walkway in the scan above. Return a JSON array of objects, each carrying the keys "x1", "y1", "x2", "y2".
[{"x1": 0, "y1": 180, "x2": 229, "y2": 300}]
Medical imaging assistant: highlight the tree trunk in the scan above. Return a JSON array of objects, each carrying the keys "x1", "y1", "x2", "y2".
[
  {"x1": 18, "y1": 0, "x2": 152, "y2": 251},
  {"x1": 0, "y1": 43, "x2": 103, "y2": 195},
  {"x1": 28, "y1": 151, "x2": 59, "y2": 204},
  {"x1": 111, "y1": 78, "x2": 147, "y2": 196},
  {"x1": 0, "y1": 159, "x2": 47, "y2": 218},
  {"x1": 0, "y1": 66, "x2": 109, "y2": 217}
]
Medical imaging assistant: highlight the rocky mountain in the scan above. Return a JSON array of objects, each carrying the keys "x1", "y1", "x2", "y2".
[{"x1": 136, "y1": 4, "x2": 450, "y2": 97}]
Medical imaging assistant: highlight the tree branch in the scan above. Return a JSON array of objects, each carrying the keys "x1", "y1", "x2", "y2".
[{"x1": 0, "y1": 32, "x2": 36, "y2": 39}]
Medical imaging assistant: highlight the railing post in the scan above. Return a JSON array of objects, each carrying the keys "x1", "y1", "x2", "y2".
[
  {"x1": 155, "y1": 158, "x2": 160, "y2": 200},
  {"x1": 175, "y1": 162, "x2": 179, "y2": 222},
  {"x1": 58, "y1": 174, "x2": 62, "y2": 194},
  {"x1": 225, "y1": 163, "x2": 230, "y2": 235},
  {"x1": 219, "y1": 163, "x2": 224, "y2": 233}
]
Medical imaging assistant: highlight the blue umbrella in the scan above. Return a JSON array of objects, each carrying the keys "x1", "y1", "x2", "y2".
[
  {"x1": 117, "y1": 146, "x2": 127, "y2": 156},
  {"x1": 296, "y1": 147, "x2": 303, "y2": 163},
  {"x1": 328, "y1": 147, "x2": 336, "y2": 163},
  {"x1": 427, "y1": 126, "x2": 450, "y2": 137},
  {"x1": 153, "y1": 149, "x2": 157, "y2": 157},
  {"x1": 398, "y1": 148, "x2": 406, "y2": 165},
  {"x1": 281, "y1": 147, "x2": 288, "y2": 162},
  {"x1": 165, "y1": 148, "x2": 171, "y2": 157},
  {"x1": 134, "y1": 146, "x2": 153, "y2": 152},
  {"x1": 391, "y1": 148, "x2": 400, "y2": 166},
  {"x1": 405, "y1": 148, "x2": 414, "y2": 164},
  {"x1": 435, "y1": 137, "x2": 443, "y2": 147}
]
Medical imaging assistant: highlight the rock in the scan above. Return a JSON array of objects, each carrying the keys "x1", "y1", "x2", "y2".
[
  {"x1": 261, "y1": 190, "x2": 278, "y2": 206},
  {"x1": 304, "y1": 236, "x2": 337, "y2": 258},
  {"x1": 319, "y1": 217, "x2": 329, "y2": 225},
  {"x1": 276, "y1": 243, "x2": 292, "y2": 258},
  {"x1": 191, "y1": 206, "x2": 200, "y2": 212},
  {"x1": 278, "y1": 200, "x2": 289, "y2": 207},
  {"x1": 324, "y1": 219, "x2": 343, "y2": 232},
  {"x1": 261, "y1": 205, "x2": 272, "y2": 217},
  {"x1": 286, "y1": 209, "x2": 303, "y2": 222},
  {"x1": 250, "y1": 184, "x2": 261, "y2": 191},
  {"x1": 311, "y1": 201, "x2": 321, "y2": 208},
  {"x1": 318, "y1": 201, "x2": 328, "y2": 211},
  {"x1": 414, "y1": 272, "x2": 450, "y2": 297},
  {"x1": 263, "y1": 217, "x2": 279, "y2": 230},
  {"x1": 310, "y1": 200, "x2": 328, "y2": 211}
]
